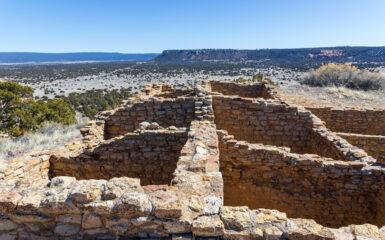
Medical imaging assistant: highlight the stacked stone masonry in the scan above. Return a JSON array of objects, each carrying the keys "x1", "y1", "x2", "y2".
[
  {"x1": 0, "y1": 80, "x2": 384, "y2": 239},
  {"x1": 307, "y1": 107, "x2": 385, "y2": 165}
]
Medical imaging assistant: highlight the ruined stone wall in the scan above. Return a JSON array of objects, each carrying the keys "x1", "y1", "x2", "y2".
[
  {"x1": 0, "y1": 117, "x2": 228, "y2": 239},
  {"x1": 218, "y1": 131, "x2": 385, "y2": 228},
  {"x1": 0, "y1": 151, "x2": 51, "y2": 182},
  {"x1": 213, "y1": 95, "x2": 313, "y2": 154},
  {"x1": 337, "y1": 133, "x2": 385, "y2": 165},
  {"x1": 210, "y1": 80, "x2": 274, "y2": 99},
  {"x1": 213, "y1": 95, "x2": 348, "y2": 160},
  {"x1": 50, "y1": 130, "x2": 188, "y2": 185},
  {"x1": 308, "y1": 107, "x2": 385, "y2": 135},
  {"x1": 0, "y1": 81, "x2": 384, "y2": 239},
  {"x1": 104, "y1": 97, "x2": 195, "y2": 138}
]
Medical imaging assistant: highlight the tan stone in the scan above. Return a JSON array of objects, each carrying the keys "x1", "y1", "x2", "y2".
[
  {"x1": 54, "y1": 223, "x2": 80, "y2": 236},
  {"x1": 192, "y1": 215, "x2": 224, "y2": 237},
  {"x1": 57, "y1": 214, "x2": 82, "y2": 224},
  {"x1": 112, "y1": 192, "x2": 152, "y2": 218},
  {"x1": 350, "y1": 224, "x2": 380, "y2": 238},
  {"x1": 0, "y1": 219, "x2": 18, "y2": 231},
  {"x1": 220, "y1": 206, "x2": 251, "y2": 230},
  {"x1": 0, "y1": 192, "x2": 21, "y2": 214},
  {"x1": 82, "y1": 213, "x2": 103, "y2": 229},
  {"x1": 69, "y1": 179, "x2": 106, "y2": 204},
  {"x1": 151, "y1": 191, "x2": 182, "y2": 219}
]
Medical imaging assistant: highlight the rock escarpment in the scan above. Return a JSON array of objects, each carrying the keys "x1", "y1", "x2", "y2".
[{"x1": 0, "y1": 81, "x2": 384, "y2": 239}]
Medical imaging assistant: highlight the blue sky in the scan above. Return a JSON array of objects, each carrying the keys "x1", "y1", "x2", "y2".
[{"x1": 0, "y1": 0, "x2": 384, "y2": 53}]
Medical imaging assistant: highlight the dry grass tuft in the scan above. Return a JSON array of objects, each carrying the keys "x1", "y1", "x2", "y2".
[
  {"x1": 303, "y1": 63, "x2": 385, "y2": 90},
  {"x1": 0, "y1": 114, "x2": 89, "y2": 160}
]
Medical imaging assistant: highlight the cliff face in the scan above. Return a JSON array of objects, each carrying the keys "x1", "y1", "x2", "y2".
[{"x1": 154, "y1": 47, "x2": 385, "y2": 64}]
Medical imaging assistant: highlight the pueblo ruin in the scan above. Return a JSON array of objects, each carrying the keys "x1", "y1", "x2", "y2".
[{"x1": 0, "y1": 80, "x2": 384, "y2": 239}]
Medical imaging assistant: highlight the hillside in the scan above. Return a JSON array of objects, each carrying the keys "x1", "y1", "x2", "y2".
[
  {"x1": 154, "y1": 47, "x2": 385, "y2": 65},
  {"x1": 0, "y1": 52, "x2": 158, "y2": 64}
]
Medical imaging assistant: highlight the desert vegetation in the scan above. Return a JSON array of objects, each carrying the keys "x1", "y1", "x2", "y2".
[
  {"x1": 303, "y1": 63, "x2": 385, "y2": 90},
  {"x1": 0, "y1": 113, "x2": 88, "y2": 160},
  {"x1": 233, "y1": 73, "x2": 277, "y2": 86},
  {"x1": 0, "y1": 81, "x2": 76, "y2": 137},
  {"x1": 57, "y1": 88, "x2": 133, "y2": 118}
]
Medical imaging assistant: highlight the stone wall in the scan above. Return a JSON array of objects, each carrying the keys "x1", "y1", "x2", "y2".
[
  {"x1": 104, "y1": 97, "x2": 195, "y2": 139},
  {"x1": 308, "y1": 107, "x2": 385, "y2": 135},
  {"x1": 338, "y1": 132, "x2": 385, "y2": 165},
  {"x1": 218, "y1": 130, "x2": 385, "y2": 228},
  {"x1": 213, "y1": 95, "x2": 314, "y2": 154},
  {"x1": 212, "y1": 94, "x2": 372, "y2": 162},
  {"x1": 50, "y1": 129, "x2": 188, "y2": 185},
  {"x1": 210, "y1": 80, "x2": 275, "y2": 99},
  {"x1": 0, "y1": 81, "x2": 384, "y2": 239},
  {"x1": 0, "y1": 151, "x2": 51, "y2": 182}
]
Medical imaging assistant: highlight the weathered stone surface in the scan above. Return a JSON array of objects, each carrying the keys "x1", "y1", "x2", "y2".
[
  {"x1": 50, "y1": 176, "x2": 76, "y2": 189},
  {"x1": 105, "y1": 217, "x2": 130, "y2": 234},
  {"x1": 150, "y1": 191, "x2": 182, "y2": 219},
  {"x1": 112, "y1": 192, "x2": 152, "y2": 218},
  {"x1": 349, "y1": 224, "x2": 380, "y2": 239},
  {"x1": 284, "y1": 218, "x2": 334, "y2": 240},
  {"x1": 192, "y1": 215, "x2": 224, "y2": 237},
  {"x1": 102, "y1": 177, "x2": 142, "y2": 200},
  {"x1": 82, "y1": 213, "x2": 103, "y2": 229},
  {"x1": 263, "y1": 226, "x2": 283, "y2": 240},
  {"x1": 220, "y1": 206, "x2": 251, "y2": 230},
  {"x1": 39, "y1": 191, "x2": 81, "y2": 216},
  {"x1": 54, "y1": 223, "x2": 80, "y2": 236},
  {"x1": 69, "y1": 179, "x2": 105, "y2": 204},
  {"x1": 0, "y1": 219, "x2": 18, "y2": 231},
  {"x1": 84, "y1": 227, "x2": 108, "y2": 236},
  {"x1": 0, "y1": 192, "x2": 21, "y2": 213},
  {"x1": 203, "y1": 196, "x2": 221, "y2": 215},
  {"x1": 57, "y1": 214, "x2": 82, "y2": 224},
  {"x1": 17, "y1": 192, "x2": 43, "y2": 213}
]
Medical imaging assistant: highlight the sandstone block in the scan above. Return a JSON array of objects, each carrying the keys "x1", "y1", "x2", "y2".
[
  {"x1": 0, "y1": 192, "x2": 21, "y2": 214},
  {"x1": 105, "y1": 217, "x2": 130, "y2": 234},
  {"x1": 220, "y1": 206, "x2": 251, "y2": 230},
  {"x1": 0, "y1": 219, "x2": 18, "y2": 231},
  {"x1": 151, "y1": 191, "x2": 182, "y2": 219},
  {"x1": 57, "y1": 214, "x2": 82, "y2": 225},
  {"x1": 54, "y1": 223, "x2": 80, "y2": 237},
  {"x1": 112, "y1": 192, "x2": 152, "y2": 218},
  {"x1": 102, "y1": 177, "x2": 142, "y2": 200},
  {"x1": 192, "y1": 215, "x2": 224, "y2": 237},
  {"x1": 82, "y1": 213, "x2": 103, "y2": 229},
  {"x1": 69, "y1": 179, "x2": 106, "y2": 204}
]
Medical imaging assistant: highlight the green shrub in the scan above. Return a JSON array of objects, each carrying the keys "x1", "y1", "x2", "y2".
[{"x1": 0, "y1": 81, "x2": 76, "y2": 137}]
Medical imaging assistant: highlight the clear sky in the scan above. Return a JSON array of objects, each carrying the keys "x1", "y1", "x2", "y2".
[{"x1": 0, "y1": 0, "x2": 384, "y2": 53}]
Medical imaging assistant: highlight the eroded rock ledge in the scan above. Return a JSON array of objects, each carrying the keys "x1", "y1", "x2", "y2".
[{"x1": 0, "y1": 81, "x2": 384, "y2": 239}]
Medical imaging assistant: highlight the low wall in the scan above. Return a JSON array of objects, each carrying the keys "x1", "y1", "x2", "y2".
[
  {"x1": 0, "y1": 151, "x2": 51, "y2": 182},
  {"x1": 212, "y1": 95, "x2": 368, "y2": 161},
  {"x1": 308, "y1": 107, "x2": 385, "y2": 135},
  {"x1": 104, "y1": 97, "x2": 195, "y2": 139},
  {"x1": 50, "y1": 130, "x2": 188, "y2": 185},
  {"x1": 218, "y1": 131, "x2": 385, "y2": 228},
  {"x1": 213, "y1": 95, "x2": 314, "y2": 154},
  {"x1": 338, "y1": 132, "x2": 385, "y2": 165},
  {"x1": 210, "y1": 80, "x2": 274, "y2": 99},
  {"x1": 0, "y1": 82, "x2": 384, "y2": 239}
]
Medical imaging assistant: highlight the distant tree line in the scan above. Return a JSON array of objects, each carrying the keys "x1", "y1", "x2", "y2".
[{"x1": 56, "y1": 88, "x2": 133, "y2": 119}]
